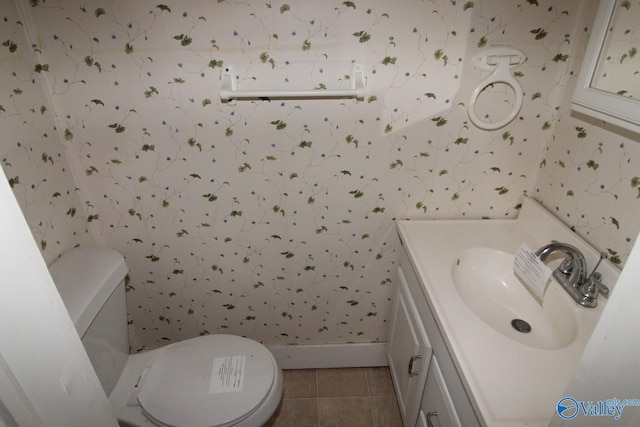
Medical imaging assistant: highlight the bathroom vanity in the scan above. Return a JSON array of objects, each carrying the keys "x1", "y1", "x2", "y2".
[
  {"x1": 389, "y1": 253, "x2": 477, "y2": 427},
  {"x1": 387, "y1": 197, "x2": 620, "y2": 426}
]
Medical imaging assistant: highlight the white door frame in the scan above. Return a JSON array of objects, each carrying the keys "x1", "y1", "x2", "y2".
[{"x1": 0, "y1": 169, "x2": 117, "y2": 427}]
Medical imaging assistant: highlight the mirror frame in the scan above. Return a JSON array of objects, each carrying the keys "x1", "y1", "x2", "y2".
[{"x1": 572, "y1": 0, "x2": 640, "y2": 134}]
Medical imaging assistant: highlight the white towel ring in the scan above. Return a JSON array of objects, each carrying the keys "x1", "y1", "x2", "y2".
[{"x1": 467, "y1": 48, "x2": 525, "y2": 130}]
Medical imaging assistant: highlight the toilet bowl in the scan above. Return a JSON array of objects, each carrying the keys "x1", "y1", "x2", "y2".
[
  {"x1": 111, "y1": 335, "x2": 283, "y2": 427},
  {"x1": 49, "y1": 247, "x2": 282, "y2": 427}
]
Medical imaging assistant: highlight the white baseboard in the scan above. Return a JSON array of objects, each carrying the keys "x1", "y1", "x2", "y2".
[{"x1": 268, "y1": 342, "x2": 388, "y2": 370}]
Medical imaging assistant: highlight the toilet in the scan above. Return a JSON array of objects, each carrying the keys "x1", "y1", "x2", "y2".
[{"x1": 49, "y1": 247, "x2": 282, "y2": 427}]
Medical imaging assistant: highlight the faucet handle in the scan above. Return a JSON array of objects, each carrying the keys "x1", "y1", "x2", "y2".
[
  {"x1": 591, "y1": 272, "x2": 609, "y2": 297},
  {"x1": 580, "y1": 272, "x2": 609, "y2": 301}
]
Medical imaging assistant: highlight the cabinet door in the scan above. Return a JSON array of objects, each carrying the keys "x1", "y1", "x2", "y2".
[
  {"x1": 387, "y1": 268, "x2": 432, "y2": 427},
  {"x1": 419, "y1": 357, "x2": 461, "y2": 427}
]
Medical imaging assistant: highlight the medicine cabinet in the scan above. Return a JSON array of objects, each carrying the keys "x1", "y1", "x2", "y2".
[{"x1": 572, "y1": 0, "x2": 640, "y2": 135}]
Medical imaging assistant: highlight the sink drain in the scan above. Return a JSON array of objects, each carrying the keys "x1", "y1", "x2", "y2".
[{"x1": 511, "y1": 318, "x2": 531, "y2": 333}]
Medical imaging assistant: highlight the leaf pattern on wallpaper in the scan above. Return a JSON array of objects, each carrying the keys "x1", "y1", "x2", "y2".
[
  {"x1": 2, "y1": 39, "x2": 18, "y2": 53},
  {"x1": 1, "y1": 0, "x2": 638, "y2": 352}
]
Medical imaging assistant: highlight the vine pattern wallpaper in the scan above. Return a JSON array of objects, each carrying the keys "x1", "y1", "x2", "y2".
[{"x1": 1, "y1": 0, "x2": 639, "y2": 352}]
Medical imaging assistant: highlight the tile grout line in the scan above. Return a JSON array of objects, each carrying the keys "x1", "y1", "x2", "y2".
[
  {"x1": 315, "y1": 369, "x2": 320, "y2": 427},
  {"x1": 365, "y1": 369, "x2": 376, "y2": 427},
  {"x1": 364, "y1": 368, "x2": 371, "y2": 396}
]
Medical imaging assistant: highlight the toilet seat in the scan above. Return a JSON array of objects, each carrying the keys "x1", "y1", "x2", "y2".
[{"x1": 137, "y1": 335, "x2": 276, "y2": 427}]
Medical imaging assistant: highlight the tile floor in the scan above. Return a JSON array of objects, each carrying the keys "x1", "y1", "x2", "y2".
[{"x1": 264, "y1": 367, "x2": 403, "y2": 427}]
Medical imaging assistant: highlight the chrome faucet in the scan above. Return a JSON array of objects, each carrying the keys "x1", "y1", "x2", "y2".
[{"x1": 535, "y1": 241, "x2": 609, "y2": 308}]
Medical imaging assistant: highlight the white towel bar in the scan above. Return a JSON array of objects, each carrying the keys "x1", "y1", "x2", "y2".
[{"x1": 220, "y1": 64, "x2": 366, "y2": 102}]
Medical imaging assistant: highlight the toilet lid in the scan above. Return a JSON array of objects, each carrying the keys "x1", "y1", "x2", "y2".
[{"x1": 137, "y1": 335, "x2": 276, "y2": 427}]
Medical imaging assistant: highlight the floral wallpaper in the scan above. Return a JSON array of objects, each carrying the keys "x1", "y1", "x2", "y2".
[
  {"x1": 535, "y1": 0, "x2": 640, "y2": 268},
  {"x1": 2, "y1": 0, "x2": 639, "y2": 352},
  {"x1": 0, "y1": 1, "x2": 96, "y2": 264}
]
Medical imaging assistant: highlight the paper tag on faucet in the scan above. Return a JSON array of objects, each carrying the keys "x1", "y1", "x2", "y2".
[{"x1": 513, "y1": 243, "x2": 552, "y2": 301}]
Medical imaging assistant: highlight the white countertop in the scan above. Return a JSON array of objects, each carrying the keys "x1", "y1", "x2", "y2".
[{"x1": 397, "y1": 197, "x2": 620, "y2": 426}]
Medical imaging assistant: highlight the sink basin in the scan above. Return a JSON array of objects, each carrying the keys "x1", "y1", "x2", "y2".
[{"x1": 452, "y1": 247, "x2": 578, "y2": 350}]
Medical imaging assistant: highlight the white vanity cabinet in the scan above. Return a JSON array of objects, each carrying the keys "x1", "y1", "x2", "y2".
[
  {"x1": 388, "y1": 247, "x2": 480, "y2": 427},
  {"x1": 387, "y1": 266, "x2": 432, "y2": 427},
  {"x1": 418, "y1": 357, "x2": 461, "y2": 427}
]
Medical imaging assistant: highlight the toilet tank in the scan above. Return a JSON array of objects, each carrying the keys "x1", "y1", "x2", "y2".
[{"x1": 49, "y1": 247, "x2": 130, "y2": 396}]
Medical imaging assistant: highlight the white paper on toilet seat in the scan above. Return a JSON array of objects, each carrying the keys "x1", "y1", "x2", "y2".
[{"x1": 209, "y1": 356, "x2": 246, "y2": 393}]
